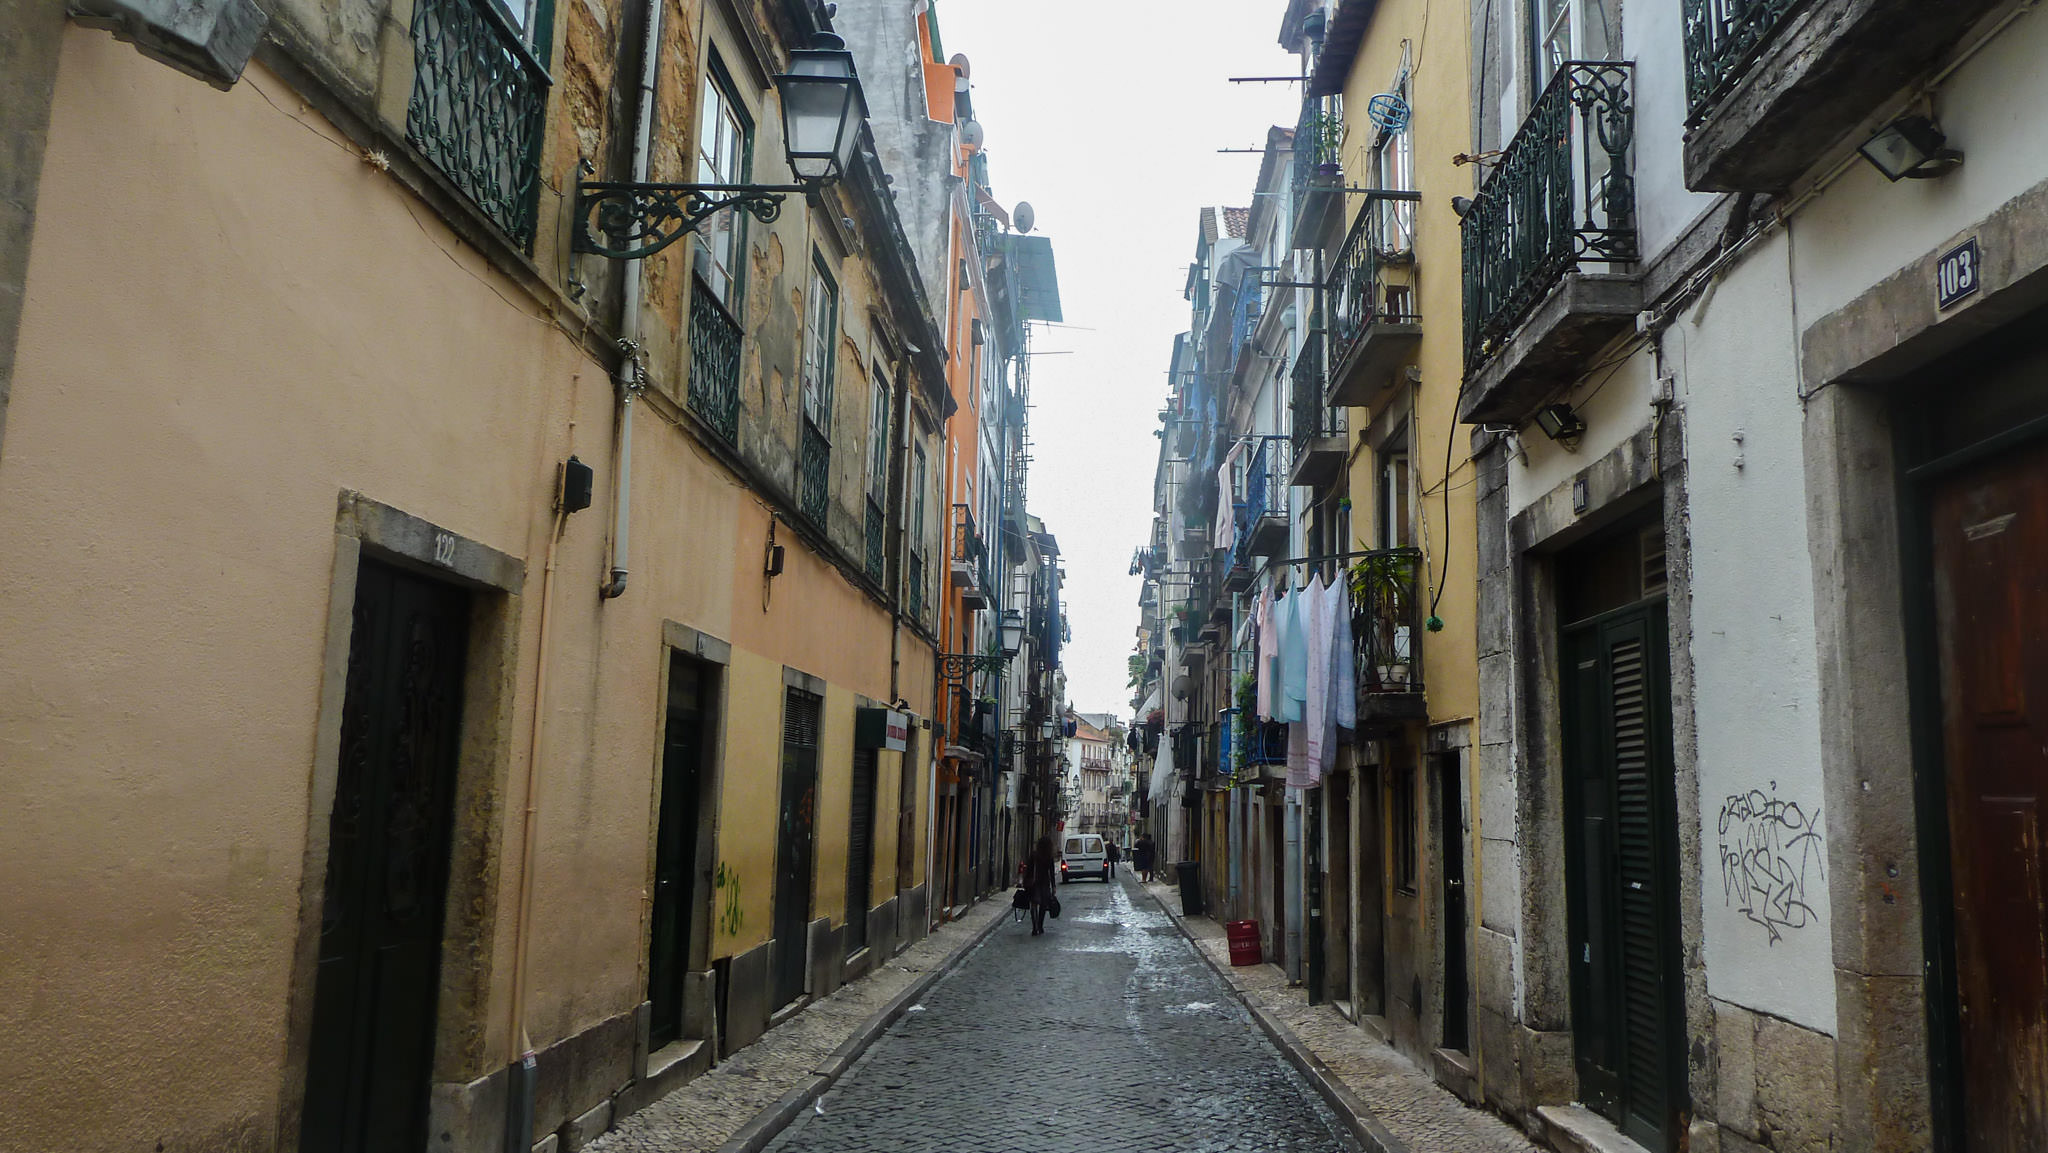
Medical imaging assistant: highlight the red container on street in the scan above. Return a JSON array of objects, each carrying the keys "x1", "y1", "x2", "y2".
[{"x1": 1225, "y1": 919, "x2": 1263, "y2": 967}]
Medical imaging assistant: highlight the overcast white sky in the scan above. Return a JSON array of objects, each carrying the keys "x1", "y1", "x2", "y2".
[{"x1": 937, "y1": 1, "x2": 1299, "y2": 717}]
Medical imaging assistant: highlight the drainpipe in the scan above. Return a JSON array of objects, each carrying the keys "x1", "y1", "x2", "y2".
[
  {"x1": 505, "y1": 500, "x2": 566, "y2": 1150},
  {"x1": 888, "y1": 356, "x2": 914, "y2": 701},
  {"x1": 599, "y1": 0, "x2": 664, "y2": 601}
]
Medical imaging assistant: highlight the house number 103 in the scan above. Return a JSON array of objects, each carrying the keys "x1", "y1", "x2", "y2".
[{"x1": 1937, "y1": 237, "x2": 1981, "y2": 310}]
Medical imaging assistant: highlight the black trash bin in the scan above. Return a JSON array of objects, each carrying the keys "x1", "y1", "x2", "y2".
[{"x1": 1176, "y1": 860, "x2": 1205, "y2": 917}]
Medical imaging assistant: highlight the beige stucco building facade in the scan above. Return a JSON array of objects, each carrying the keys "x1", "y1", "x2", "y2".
[{"x1": 0, "y1": 0, "x2": 980, "y2": 1148}]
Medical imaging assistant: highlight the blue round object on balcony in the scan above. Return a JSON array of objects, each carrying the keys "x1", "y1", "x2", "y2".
[{"x1": 1366, "y1": 93, "x2": 1411, "y2": 134}]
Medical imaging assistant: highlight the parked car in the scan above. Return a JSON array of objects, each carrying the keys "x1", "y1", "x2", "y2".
[{"x1": 1059, "y1": 834, "x2": 1109, "y2": 883}]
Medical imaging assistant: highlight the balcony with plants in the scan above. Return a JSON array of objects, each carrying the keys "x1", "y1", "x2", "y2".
[
  {"x1": 1348, "y1": 547, "x2": 1427, "y2": 729},
  {"x1": 1291, "y1": 96, "x2": 1345, "y2": 248},
  {"x1": 406, "y1": 0, "x2": 551, "y2": 250},
  {"x1": 1326, "y1": 201, "x2": 1422, "y2": 412},
  {"x1": 1682, "y1": 0, "x2": 2006, "y2": 191},
  {"x1": 1459, "y1": 61, "x2": 1639, "y2": 425},
  {"x1": 1289, "y1": 316, "x2": 1348, "y2": 490}
]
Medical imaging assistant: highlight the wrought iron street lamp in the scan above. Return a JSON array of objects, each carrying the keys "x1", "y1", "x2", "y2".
[
  {"x1": 574, "y1": 33, "x2": 869, "y2": 260},
  {"x1": 1000, "y1": 610, "x2": 1025, "y2": 659}
]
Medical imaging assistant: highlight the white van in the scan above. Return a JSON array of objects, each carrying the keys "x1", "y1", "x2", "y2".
[{"x1": 1059, "y1": 834, "x2": 1108, "y2": 883}]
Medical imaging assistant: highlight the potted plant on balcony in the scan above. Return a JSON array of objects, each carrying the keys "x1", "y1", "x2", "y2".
[{"x1": 1348, "y1": 551, "x2": 1417, "y2": 689}]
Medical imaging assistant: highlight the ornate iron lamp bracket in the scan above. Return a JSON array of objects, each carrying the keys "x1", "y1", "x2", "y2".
[
  {"x1": 573, "y1": 181, "x2": 811, "y2": 261},
  {"x1": 938, "y1": 651, "x2": 1008, "y2": 684}
]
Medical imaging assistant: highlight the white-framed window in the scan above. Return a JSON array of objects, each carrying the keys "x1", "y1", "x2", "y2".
[
  {"x1": 1373, "y1": 105, "x2": 1415, "y2": 254},
  {"x1": 1380, "y1": 427, "x2": 1412, "y2": 550},
  {"x1": 801, "y1": 253, "x2": 837, "y2": 430},
  {"x1": 695, "y1": 67, "x2": 749, "y2": 304},
  {"x1": 911, "y1": 444, "x2": 929, "y2": 555},
  {"x1": 1528, "y1": 0, "x2": 1616, "y2": 87}
]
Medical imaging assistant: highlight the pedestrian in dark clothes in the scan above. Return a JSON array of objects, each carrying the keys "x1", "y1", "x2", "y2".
[
  {"x1": 1024, "y1": 835, "x2": 1058, "y2": 935},
  {"x1": 1105, "y1": 839, "x2": 1121, "y2": 878},
  {"x1": 1134, "y1": 833, "x2": 1157, "y2": 882}
]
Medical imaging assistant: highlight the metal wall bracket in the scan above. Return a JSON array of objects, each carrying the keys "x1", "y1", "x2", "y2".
[
  {"x1": 938, "y1": 652, "x2": 1008, "y2": 684},
  {"x1": 572, "y1": 181, "x2": 810, "y2": 260}
]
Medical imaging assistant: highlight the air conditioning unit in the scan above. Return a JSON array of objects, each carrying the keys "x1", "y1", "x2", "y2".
[{"x1": 70, "y1": 0, "x2": 269, "y2": 90}]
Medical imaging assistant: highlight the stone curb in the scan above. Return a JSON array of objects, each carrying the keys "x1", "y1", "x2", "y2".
[
  {"x1": 712, "y1": 900, "x2": 1011, "y2": 1153},
  {"x1": 1137, "y1": 880, "x2": 1410, "y2": 1153}
]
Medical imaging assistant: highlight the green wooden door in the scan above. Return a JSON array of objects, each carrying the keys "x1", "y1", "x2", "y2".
[
  {"x1": 1561, "y1": 601, "x2": 1683, "y2": 1152},
  {"x1": 648, "y1": 653, "x2": 708, "y2": 1051},
  {"x1": 773, "y1": 688, "x2": 822, "y2": 1007}
]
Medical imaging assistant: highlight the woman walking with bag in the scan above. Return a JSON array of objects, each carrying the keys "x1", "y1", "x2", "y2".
[{"x1": 1024, "y1": 835, "x2": 1058, "y2": 936}]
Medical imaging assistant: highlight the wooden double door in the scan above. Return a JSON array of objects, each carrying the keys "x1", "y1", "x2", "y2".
[
  {"x1": 1931, "y1": 438, "x2": 2048, "y2": 1153},
  {"x1": 302, "y1": 558, "x2": 470, "y2": 1153}
]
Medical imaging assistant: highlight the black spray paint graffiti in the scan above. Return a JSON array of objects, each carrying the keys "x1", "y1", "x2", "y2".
[{"x1": 1717, "y1": 783, "x2": 1825, "y2": 945}]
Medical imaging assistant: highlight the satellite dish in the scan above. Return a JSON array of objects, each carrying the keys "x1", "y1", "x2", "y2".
[
  {"x1": 961, "y1": 120, "x2": 984, "y2": 149},
  {"x1": 1013, "y1": 201, "x2": 1036, "y2": 234}
]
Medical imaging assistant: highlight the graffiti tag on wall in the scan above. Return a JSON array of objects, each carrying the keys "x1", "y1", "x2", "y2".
[
  {"x1": 1717, "y1": 783, "x2": 1825, "y2": 945},
  {"x1": 715, "y1": 862, "x2": 745, "y2": 938}
]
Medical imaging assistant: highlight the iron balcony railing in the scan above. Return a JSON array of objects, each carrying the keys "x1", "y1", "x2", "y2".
[
  {"x1": 1292, "y1": 96, "x2": 1341, "y2": 225},
  {"x1": 798, "y1": 418, "x2": 830, "y2": 525},
  {"x1": 1330, "y1": 198, "x2": 1422, "y2": 368},
  {"x1": 864, "y1": 501, "x2": 885, "y2": 584},
  {"x1": 1236, "y1": 435, "x2": 1289, "y2": 537},
  {"x1": 1228, "y1": 267, "x2": 1265, "y2": 363},
  {"x1": 1245, "y1": 718, "x2": 1288, "y2": 766},
  {"x1": 1350, "y1": 547, "x2": 1424, "y2": 696},
  {"x1": 1461, "y1": 61, "x2": 1637, "y2": 371},
  {"x1": 1682, "y1": 0, "x2": 1806, "y2": 124},
  {"x1": 407, "y1": 0, "x2": 551, "y2": 248},
  {"x1": 951, "y1": 504, "x2": 984, "y2": 563},
  {"x1": 1289, "y1": 323, "x2": 1345, "y2": 451},
  {"x1": 688, "y1": 279, "x2": 742, "y2": 444},
  {"x1": 951, "y1": 504, "x2": 991, "y2": 600}
]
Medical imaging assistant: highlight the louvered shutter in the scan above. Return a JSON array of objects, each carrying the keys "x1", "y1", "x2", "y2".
[
  {"x1": 1562, "y1": 605, "x2": 1682, "y2": 1153},
  {"x1": 845, "y1": 749, "x2": 876, "y2": 954}
]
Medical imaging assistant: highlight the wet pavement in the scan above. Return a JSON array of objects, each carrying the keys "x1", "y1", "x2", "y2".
[{"x1": 762, "y1": 873, "x2": 1360, "y2": 1153}]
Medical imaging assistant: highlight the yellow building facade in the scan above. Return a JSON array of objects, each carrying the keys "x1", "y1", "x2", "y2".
[
  {"x1": 1289, "y1": 0, "x2": 1485, "y2": 1092},
  {"x1": 0, "y1": 1, "x2": 964, "y2": 1149}
]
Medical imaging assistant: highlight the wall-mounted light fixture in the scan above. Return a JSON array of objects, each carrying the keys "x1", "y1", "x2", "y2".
[
  {"x1": 1534, "y1": 402, "x2": 1586, "y2": 449},
  {"x1": 575, "y1": 33, "x2": 869, "y2": 260},
  {"x1": 1000, "y1": 609, "x2": 1026, "y2": 659},
  {"x1": 1858, "y1": 114, "x2": 1964, "y2": 182}
]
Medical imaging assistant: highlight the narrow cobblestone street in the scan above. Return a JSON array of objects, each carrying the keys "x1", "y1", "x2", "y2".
[{"x1": 762, "y1": 875, "x2": 1359, "y2": 1153}]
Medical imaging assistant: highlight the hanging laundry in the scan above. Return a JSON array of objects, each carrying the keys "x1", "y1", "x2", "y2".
[
  {"x1": 1277, "y1": 583, "x2": 1307, "y2": 725},
  {"x1": 1333, "y1": 572, "x2": 1357, "y2": 732},
  {"x1": 1303, "y1": 575, "x2": 1329, "y2": 778},
  {"x1": 1256, "y1": 586, "x2": 1277, "y2": 721},
  {"x1": 1214, "y1": 440, "x2": 1244, "y2": 554}
]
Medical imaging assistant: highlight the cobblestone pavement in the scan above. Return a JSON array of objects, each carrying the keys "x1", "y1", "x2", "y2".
[
  {"x1": 762, "y1": 874, "x2": 1359, "y2": 1153},
  {"x1": 1140, "y1": 880, "x2": 1541, "y2": 1153},
  {"x1": 591, "y1": 898, "x2": 1011, "y2": 1153}
]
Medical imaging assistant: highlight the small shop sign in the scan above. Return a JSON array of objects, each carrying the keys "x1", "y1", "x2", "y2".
[{"x1": 854, "y1": 707, "x2": 909, "y2": 751}]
